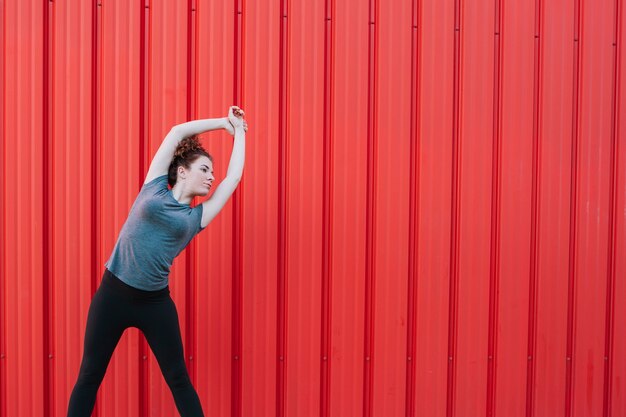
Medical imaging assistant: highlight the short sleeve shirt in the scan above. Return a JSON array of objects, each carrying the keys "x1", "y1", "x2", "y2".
[{"x1": 104, "y1": 174, "x2": 206, "y2": 290}]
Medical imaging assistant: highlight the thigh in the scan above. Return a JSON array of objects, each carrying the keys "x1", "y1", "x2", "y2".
[
  {"x1": 79, "y1": 284, "x2": 130, "y2": 373},
  {"x1": 136, "y1": 297, "x2": 186, "y2": 369}
]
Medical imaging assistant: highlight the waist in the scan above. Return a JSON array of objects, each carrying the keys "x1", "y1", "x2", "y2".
[{"x1": 102, "y1": 268, "x2": 170, "y2": 299}]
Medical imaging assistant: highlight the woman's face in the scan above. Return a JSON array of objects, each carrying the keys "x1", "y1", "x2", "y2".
[{"x1": 180, "y1": 156, "x2": 214, "y2": 196}]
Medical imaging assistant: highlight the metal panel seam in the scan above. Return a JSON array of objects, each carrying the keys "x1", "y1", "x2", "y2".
[
  {"x1": 185, "y1": 0, "x2": 198, "y2": 387},
  {"x1": 447, "y1": 0, "x2": 462, "y2": 415},
  {"x1": 277, "y1": 0, "x2": 288, "y2": 414},
  {"x1": 565, "y1": 0, "x2": 582, "y2": 415},
  {"x1": 0, "y1": 1, "x2": 6, "y2": 416},
  {"x1": 139, "y1": 1, "x2": 151, "y2": 415},
  {"x1": 232, "y1": 0, "x2": 244, "y2": 416},
  {"x1": 487, "y1": 0, "x2": 503, "y2": 415},
  {"x1": 90, "y1": 2, "x2": 101, "y2": 416},
  {"x1": 603, "y1": 1, "x2": 622, "y2": 415},
  {"x1": 364, "y1": 0, "x2": 378, "y2": 415},
  {"x1": 526, "y1": 0, "x2": 543, "y2": 415},
  {"x1": 320, "y1": 0, "x2": 334, "y2": 415},
  {"x1": 43, "y1": 0, "x2": 53, "y2": 415},
  {"x1": 405, "y1": 0, "x2": 420, "y2": 415}
]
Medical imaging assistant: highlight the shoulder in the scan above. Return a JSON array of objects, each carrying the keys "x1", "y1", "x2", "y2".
[{"x1": 143, "y1": 174, "x2": 169, "y2": 188}]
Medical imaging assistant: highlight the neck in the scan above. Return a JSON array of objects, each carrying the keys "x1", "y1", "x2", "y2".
[{"x1": 171, "y1": 184, "x2": 192, "y2": 205}]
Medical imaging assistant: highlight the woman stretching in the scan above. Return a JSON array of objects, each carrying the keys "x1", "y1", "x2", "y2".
[{"x1": 67, "y1": 106, "x2": 248, "y2": 417}]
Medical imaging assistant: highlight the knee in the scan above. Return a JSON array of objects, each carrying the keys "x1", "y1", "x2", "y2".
[
  {"x1": 76, "y1": 367, "x2": 105, "y2": 387},
  {"x1": 163, "y1": 363, "x2": 192, "y2": 389},
  {"x1": 75, "y1": 359, "x2": 107, "y2": 386}
]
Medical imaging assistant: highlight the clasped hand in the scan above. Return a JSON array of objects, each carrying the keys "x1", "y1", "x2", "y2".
[{"x1": 224, "y1": 106, "x2": 248, "y2": 136}]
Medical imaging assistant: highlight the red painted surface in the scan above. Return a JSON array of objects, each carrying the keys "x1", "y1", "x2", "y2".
[{"x1": 1, "y1": 1, "x2": 625, "y2": 417}]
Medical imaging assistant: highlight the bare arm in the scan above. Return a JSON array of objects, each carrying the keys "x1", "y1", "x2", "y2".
[
  {"x1": 200, "y1": 111, "x2": 246, "y2": 227},
  {"x1": 144, "y1": 118, "x2": 228, "y2": 184}
]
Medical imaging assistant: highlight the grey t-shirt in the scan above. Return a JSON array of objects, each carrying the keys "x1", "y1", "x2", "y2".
[{"x1": 104, "y1": 174, "x2": 206, "y2": 290}]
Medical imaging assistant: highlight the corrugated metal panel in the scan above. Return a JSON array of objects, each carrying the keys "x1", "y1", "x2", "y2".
[
  {"x1": 415, "y1": 1, "x2": 455, "y2": 416},
  {"x1": 534, "y1": 0, "x2": 575, "y2": 415},
  {"x1": 4, "y1": 2, "x2": 46, "y2": 417},
  {"x1": 98, "y1": 1, "x2": 142, "y2": 415},
  {"x1": 1, "y1": 1, "x2": 625, "y2": 417},
  {"x1": 614, "y1": 0, "x2": 626, "y2": 412},
  {"x1": 330, "y1": 1, "x2": 369, "y2": 417},
  {"x1": 51, "y1": 3, "x2": 95, "y2": 417}
]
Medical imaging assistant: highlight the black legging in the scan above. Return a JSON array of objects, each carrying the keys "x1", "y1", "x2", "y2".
[{"x1": 67, "y1": 268, "x2": 205, "y2": 417}]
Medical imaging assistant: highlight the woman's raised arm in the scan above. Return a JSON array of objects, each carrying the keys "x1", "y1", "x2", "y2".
[
  {"x1": 199, "y1": 107, "x2": 247, "y2": 227},
  {"x1": 143, "y1": 117, "x2": 228, "y2": 184}
]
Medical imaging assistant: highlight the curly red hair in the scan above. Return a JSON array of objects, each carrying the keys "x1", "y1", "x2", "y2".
[{"x1": 167, "y1": 136, "x2": 213, "y2": 187}]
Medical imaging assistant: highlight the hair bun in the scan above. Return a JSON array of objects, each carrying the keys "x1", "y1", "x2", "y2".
[{"x1": 173, "y1": 136, "x2": 203, "y2": 159}]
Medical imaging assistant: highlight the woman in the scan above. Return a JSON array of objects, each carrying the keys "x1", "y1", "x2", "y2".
[{"x1": 67, "y1": 106, "x2": 248, "y2": 417}]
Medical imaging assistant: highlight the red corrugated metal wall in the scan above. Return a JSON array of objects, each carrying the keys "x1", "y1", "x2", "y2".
[{"x1": 1, "y1": 0, "x2": 625, "y2": 416}]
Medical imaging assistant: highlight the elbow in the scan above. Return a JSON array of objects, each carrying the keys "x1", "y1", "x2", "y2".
[
  {"x1": 171, "y1": 125, "x2": 186, "y2": 136},
  {"x1": 167, "y1": 125, "x2": 184, "y2": 141}
]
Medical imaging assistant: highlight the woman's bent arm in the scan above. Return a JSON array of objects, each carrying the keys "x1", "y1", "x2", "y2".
[
  {"x1": 144, "y1": 118, "x2": 228, "y2": 184},
  {"x1": 225, "y1": 126, "x2": 246, "y2": 181},
  {"x1": 200, "y1": 126, "x2": 245, "y2": 227},
  {"x1": 172, "y1": 118, "x2": 228, "y2": 137}
]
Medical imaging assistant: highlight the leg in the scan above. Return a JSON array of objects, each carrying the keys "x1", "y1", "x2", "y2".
[
  {"x1": 67, "y1": 285, "x2": 127, "y2": 417},
  {"x1": 139, "y1": 296, "x2": 205, "y2": 417}
]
